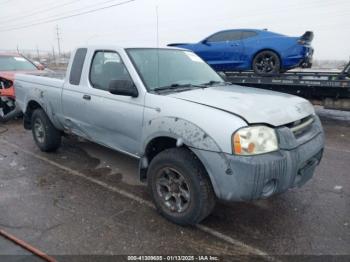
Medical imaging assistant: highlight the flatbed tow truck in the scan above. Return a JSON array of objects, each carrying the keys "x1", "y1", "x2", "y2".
[{"x1": 223, "y1": 60, "x2": 350, "y2": 111}]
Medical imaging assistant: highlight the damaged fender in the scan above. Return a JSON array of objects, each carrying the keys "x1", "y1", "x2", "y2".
[
  {"x1": 143, "y1": 117, "x2": 221, "y2": 152},
  {"x1": 140, "y1": 116, "x2": 232, "y2": 195}
]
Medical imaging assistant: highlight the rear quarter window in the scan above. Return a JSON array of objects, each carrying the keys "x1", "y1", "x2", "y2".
[
  {"x1": 69, "y1": 48, "x2": 87, "y2": 85},
  {"x1": 207, "y1": 31, "x2": 242, "y2": 42},
  {"x1": 241, "y1": 31, "x2": 258, "y2": 39}
]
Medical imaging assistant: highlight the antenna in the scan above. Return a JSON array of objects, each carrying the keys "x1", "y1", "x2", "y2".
[
  {"x1": 156, "y1": 5, "x2": 159, "y2": 48},
  {"x1": 155, "y1": 4, "x2": 160, "y2": 89}
]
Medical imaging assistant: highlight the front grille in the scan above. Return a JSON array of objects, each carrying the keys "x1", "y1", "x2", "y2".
[{"x1": 286, "y1": 115, "x2": 315, "y2": 137}]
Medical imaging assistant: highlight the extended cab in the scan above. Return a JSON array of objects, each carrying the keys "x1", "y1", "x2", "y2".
[{"x1": 14, "y1": 46, "x2": 325, "y2": 225}]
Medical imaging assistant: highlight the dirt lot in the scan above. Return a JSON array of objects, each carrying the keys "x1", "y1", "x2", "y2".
[{"x1": 0, "y1": 107, "x2": 349, "y2": 260}]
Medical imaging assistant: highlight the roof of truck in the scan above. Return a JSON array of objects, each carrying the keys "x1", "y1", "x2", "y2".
[{"x1": 78, "y1": 45, "x2": 186, "y2": 51}]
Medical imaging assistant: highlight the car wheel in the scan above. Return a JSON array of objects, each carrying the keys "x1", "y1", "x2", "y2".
[
  {"x1": 147, "y1": 148, "x2": 216, "y2": 225},
  {"x1": 253, "y1": 50, "x2": 281, "y2": 75},
  {"x1": 31, "y1": 109, "x2": 61, "y2": 152}
]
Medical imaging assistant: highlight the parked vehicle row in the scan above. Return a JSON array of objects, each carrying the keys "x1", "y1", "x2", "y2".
[
  {"x1": 169, "y1": 29, "x2": 314, "y2": 75},
  {"x1": 14, "y1": 46, "x2": 324, "y2": 225}
]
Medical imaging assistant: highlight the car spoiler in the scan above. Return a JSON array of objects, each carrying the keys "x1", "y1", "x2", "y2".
[
  {"x1": 167, "y1": 43, "x2": 190, "y2": 47},
  {"x1": 300, "y1": 31, "x2": 314, "y2": 42}
]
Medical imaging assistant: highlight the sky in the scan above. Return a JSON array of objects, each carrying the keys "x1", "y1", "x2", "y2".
[{"x1": 0, "y1": 0, "x2": 349, "y2": 60}]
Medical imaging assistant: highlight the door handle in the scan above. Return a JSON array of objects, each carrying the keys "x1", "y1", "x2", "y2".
[
  {"x1": 231, "y1": 43, "x2": 240, "y2": 46},
  {"x1": 83, "y1": 94, "x2": 91, "y2": 100}
]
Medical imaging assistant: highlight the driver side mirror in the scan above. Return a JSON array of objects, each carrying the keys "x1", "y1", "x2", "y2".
[
  {"x1": 108, "y1": 79, "x2": 138, "y2": 97},
  {"x1": 37, "y1": 64, "x2": 45, "y2": 70},
  {"x1": 33, "y1": 61, "x2": 45, "y2": 70}
]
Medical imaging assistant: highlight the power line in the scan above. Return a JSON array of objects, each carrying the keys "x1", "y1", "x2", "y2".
[
  {"x1": 0, "y1": 0, "x2": 136, "y2": 32},
  {"x1": 0, "y1": 0, "x2": 13, "y2": 5},
  {"x1": 0, "y1": 0, "x2": 123, "y2": 28},
  {"x1": 0, "y1": 0, "x2": 83, "y2": 23}
]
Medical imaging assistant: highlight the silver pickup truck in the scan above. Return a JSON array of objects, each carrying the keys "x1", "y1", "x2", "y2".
[{"x1": 15, "y1": 46, "x2": 325, "y2": 225}]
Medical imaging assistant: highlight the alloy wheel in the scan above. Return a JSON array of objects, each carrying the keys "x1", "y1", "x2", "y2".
[
  {"x1": 155, "y1": 167, "x2": 191, "y2": 213},
  {"x1": 34, "y1": 118, "x2": 45, "y2": 144}
]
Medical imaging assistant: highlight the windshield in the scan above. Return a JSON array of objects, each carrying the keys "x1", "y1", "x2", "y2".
[
  {"x1": 126, "y1": 48, "x2": 224, "y2": 91},
  {"x1": 0, "y1": 56, "x2": 38, "y2": 71}
]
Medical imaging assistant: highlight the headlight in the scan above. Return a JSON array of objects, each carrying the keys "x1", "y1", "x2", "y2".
[{"x1": 232, "y1": 126, "x2": 278, "y2": 155}]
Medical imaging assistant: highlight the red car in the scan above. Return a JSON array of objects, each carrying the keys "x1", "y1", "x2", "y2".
[{"x1": 0, "y1": 52, "x2": 43, "y2": 121}]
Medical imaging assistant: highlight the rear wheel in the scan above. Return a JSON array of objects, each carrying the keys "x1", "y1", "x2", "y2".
[
  {"x1": 31, "y1": 109, "x2": 61, "y2": 152},
  {"x1": 147, "y1": 148, "x2": 216, "y2": 225},
  {"x1": 253, "y1": 50, "x2": 281, "y2": 75}
]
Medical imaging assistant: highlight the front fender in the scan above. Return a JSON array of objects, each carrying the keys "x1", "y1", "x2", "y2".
[
  {"x1": 142, "y1": 116, "x2": 222, "y2": 153},
  {"x1": 141, "y1": 116, "x2": 234, "y2": 197}
]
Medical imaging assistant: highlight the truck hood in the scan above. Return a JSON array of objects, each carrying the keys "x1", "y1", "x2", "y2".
[{"x1": 168, "y1": 85, "x2": 315, "y2": 127}]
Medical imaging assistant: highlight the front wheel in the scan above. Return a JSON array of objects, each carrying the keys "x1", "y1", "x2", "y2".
[
  {"x1": 253, "y1": 50, "x2": 281, "y2": 75},
  {"x1": 31, "y1": 109, "x2": 61, "y2": 152},
  {"x1": 147, "y1": 148, "x2": 216, "y2": 225}
]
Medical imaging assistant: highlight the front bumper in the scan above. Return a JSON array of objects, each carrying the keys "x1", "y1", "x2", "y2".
[{"x1": 192, "y1": 116, "x2": 324, "y2": 202}]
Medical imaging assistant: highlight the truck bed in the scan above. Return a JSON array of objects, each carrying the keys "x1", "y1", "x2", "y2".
[
  {"x1": 15, "y1": 72, "x2": 65, "y2": 89},
  {"x1": 14, "y1": 72, "x2": 65, "y2": 123},
  {"x1": 27, "y1": 70, "x2": 66, "y2": 80}
]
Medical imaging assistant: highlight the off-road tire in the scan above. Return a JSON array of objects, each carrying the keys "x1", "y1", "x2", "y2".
[
  {"x1": 147, "y1": 147, "x2": 216, "y2": 225},
  {"x1": 31, "y1": 109, "x2": 61, "y2": 152}
]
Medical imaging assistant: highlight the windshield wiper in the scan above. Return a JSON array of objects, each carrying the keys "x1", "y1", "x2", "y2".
[
  {"x1": 199, "y1": 80, "x2": 231, "y2": 86},
  {"x1": 154, "y1": 83, "x2": 204, "y2": 92},
  {"x1": 153, "y1": 81, "x2": 231, "y2": 93}
]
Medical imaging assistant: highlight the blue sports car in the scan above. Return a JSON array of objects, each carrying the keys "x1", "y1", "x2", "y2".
[{"x1": 168, "y1": 29, "x2": 314, "y2": 75}]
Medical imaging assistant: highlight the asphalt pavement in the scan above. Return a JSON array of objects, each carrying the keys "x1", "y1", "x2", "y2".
[{"x1": 0, "y1": 107, "x2": 349, "y2": 260}]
